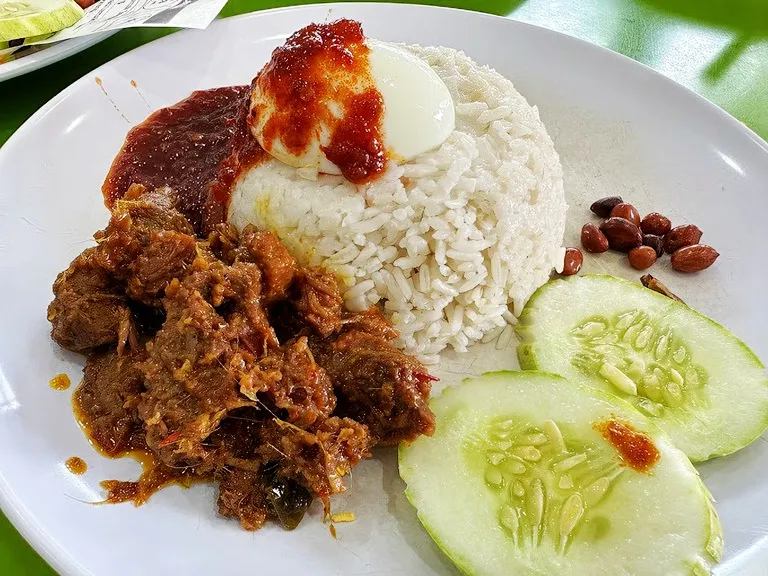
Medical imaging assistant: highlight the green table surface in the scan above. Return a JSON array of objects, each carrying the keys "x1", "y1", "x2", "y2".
[{"x1": 1, "y1": 0, "x2": 766, "y2": 573}]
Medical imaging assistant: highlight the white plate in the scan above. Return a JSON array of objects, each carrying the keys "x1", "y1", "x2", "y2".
[
  {"x1": 1, "y1": 4, "x2": 767, "y2": 575},
  {"x1": 0, "y1": 32, "x2": 114, "y2": 82}
]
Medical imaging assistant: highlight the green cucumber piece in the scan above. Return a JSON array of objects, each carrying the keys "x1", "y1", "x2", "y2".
[
  {"x1": 0, "y1": 0, "x2": 83, "y2": 43},
  {"x1": 399, "y1": 371, "x2": 721, "y2": 576},
  {"x1": 517, "y1": 274, "x2": 768, "y2": 462}
]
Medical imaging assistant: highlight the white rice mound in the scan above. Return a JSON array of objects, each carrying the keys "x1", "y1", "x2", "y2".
[{"x1": 229, "y1": 44, "x2": 567, "y2": 364}]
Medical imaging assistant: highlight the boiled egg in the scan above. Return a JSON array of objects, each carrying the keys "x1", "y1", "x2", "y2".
[
  {"x1": 249, "y1": 25, "x2": 455, "y2": 181},
  {"x1": 366, "y1": 39, "x2": 455, "y2": 162}
]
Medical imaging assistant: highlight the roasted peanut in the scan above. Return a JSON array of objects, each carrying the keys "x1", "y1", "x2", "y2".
[
  {"x1": 628, "y1": 246, "x2": 657, "y2": 270},
  {"x1": 664, "y1": 224, "x2": 702, "y2": 254},
  {"x1": 562, "y1": 248, "x2": 583, "y2": 276},
  {"x1": 581, "y1": 223, "x2": 609, "y2": 253},
  {"x1": 671, "y1": 244, "x2": 719, "y2": 273},
  {"x1": 641, "y1": 212, "x2": 672, "y2": 236},
  {"x1": 610, "y1": 203, "x2": 641, "y2": 226},
  {"x1": 590, "y1": 196, "x2": 623, "y2": 218},
  {"x1": 642, "y1": 234, "x2": 664, "y2": 258},
  {"x1": 600, "y1": 218, "x2": 643, "y2": 252}
]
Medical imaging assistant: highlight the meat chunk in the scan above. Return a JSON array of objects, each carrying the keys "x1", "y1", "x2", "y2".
[
  {"x1": 207, "y1": 408, "x2": 265, "y2": 464},
  {"x1": 217, "y1": 469, "x2": 269, "y2": 531},
  {"x1": 49, "y1": 174, "x2": 436, "y2": 531},
  {"x1": 49, "y1": 190, "x2": 202, "y2": 352},
  {"x1": 238, "y1": 226, "x2": 297, "y2": 303},
  {"x1": 74, "y1": 350, "x2": 146, "y2": 456},
  {"x1": 294, "y1": 267, "x2": 343, "y2": 337},
  {"x1": 216, "y1": 466, "x2": 312, "y2": 531},
  {"x1": 311, "y1": 310, "x2": 436, "y2": 444},
  {"x1": 122, "y1": 185, "x2": 194, "y2": 234},
  {"x1": 137, "y1": 257, "x2": 280, "y2": 467},
  {"x1": 213, "y1": 415, "x2": 317, "y2": 531},
  {"x1": 127, "y1": 230, "x2": 197, "y2": 303},
  {"x1": 239, "y1": 336, "x2": 335, "y2": 429},
  {"x1": 211, "y1": 224, "x2": 297, "y2": 305},
  {"x1": 48, "y1": 247, "x2": 129, "y2": 353},
  {"x1": 220, "y1": 261, "x2": 278, "y2": 354},
  {"x1": 258, "y1": 416, "x2": 371, "y2": 504},
  {"x1": 95, "y1": 191, "x2": 197, "y2": 298},
  {"x1": 137, "y1": 272, "x2": 254, "y2": 466}
]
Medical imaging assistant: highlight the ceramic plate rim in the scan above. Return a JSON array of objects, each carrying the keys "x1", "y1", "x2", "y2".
[{"x1": 0, "y1": 32, "x2": 116, "y2": 83}]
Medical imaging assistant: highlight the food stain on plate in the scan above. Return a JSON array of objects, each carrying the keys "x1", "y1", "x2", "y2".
[
  {"x1": 65, "y1": 456, "x2": 87, "y2": 475},
  {"x1": 49, "y1": 373, "x2": 71, "y2": 390},
  {"x1": 130, "y1": 79, "x2": 151, "y2": 110},
  {"x1": 95, "y1": 77, "x2": 130, "y2": 123}
]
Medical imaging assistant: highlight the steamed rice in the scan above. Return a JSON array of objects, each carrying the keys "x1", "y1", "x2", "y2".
[{"x1": 228, "y1": 44, "x2": 567, "y2": 364}]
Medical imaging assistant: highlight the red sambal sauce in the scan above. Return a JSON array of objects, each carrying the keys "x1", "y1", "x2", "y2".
[
  {"x1": 595, "y1": 419, "x2": 660, "y2": 473},
  {"x1": 252, "y1": 19, "x2": 386, "y2": 184},
  {"x1": 102, "y1": 85, "x2": 265, "y2": 235}
]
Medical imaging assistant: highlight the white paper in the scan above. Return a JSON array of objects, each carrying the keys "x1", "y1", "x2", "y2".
[{"x1": 32, "y1": 0, "x2": 228, "y2": 45}]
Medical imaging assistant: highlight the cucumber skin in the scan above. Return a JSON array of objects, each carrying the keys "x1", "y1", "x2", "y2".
[
  {"x1": 516, "y1": 274, "x2": 768, "y2": 462},
  {"x1": 398, "y1": 371, "x2": 723, "y2": 575}
]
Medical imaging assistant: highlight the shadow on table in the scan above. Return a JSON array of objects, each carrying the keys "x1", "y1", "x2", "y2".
[{"x1": 637, "y1": 0, "x2": 768, "y2": 81}]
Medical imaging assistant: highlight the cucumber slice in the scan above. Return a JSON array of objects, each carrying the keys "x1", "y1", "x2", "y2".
[
  {"x1": 517, "y1": 274, "x2": 768, "y2": 462},
  {"x1": 0, "y1": 0, "x2": 83, "y2": 43},
  {"x1": 399, "y1": 371, "x2": 721, "y2": 576}
]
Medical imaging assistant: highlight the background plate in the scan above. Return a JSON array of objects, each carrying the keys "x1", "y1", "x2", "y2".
[
  {"x1": 0, "y1": 32, "x2": 115, "y2": 83},
  {"x1": 0, "y1": 4, "x2": 766, "y2": 575}
]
